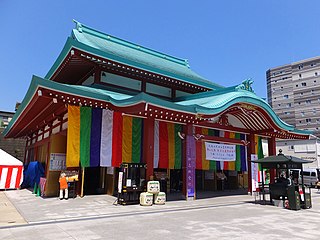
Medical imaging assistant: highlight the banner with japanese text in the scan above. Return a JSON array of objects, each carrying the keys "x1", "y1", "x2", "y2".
[
  {"x1": 205, "y1": 142, "x2": 236, "y2": 161},
  {"x1": 251, "y1": 154, "x2": 259, "y2": 192}
]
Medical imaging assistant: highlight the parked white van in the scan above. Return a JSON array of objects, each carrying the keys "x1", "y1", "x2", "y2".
[{"x1": 290, "y1": 168, "x2": 319, "y2": 187}]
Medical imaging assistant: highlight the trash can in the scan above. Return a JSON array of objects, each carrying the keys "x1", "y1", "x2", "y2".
[
  {"x1": 303, "y1": 193, "x2": 312, "y2": 209},
  {"x1": 287, "y1": 188, "x2": 300, "y2": 211}
]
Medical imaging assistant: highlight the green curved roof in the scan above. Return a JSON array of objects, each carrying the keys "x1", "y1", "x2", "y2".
[
  {"x1": 46, "y1": 21, "x2": 223, "y2": 90},
  {"x1": 3, "y1": 75, "x2": 311, "y2": 137},
  {"x1": 176, "y1": 86, "x2": 309, "y2": 134}
]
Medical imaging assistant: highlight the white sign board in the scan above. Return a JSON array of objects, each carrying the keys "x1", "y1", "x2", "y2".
[
  {"x1": 118, "y1": 172, "x2": 123, "y2": 193},
  {"x1": 251, "y1": 154, "x2": 259, "y2": 192},
  {"x1": 49, "y1": 153, "x2": 66, "y2": 171},
  {"x1": 205, "y1": 142, "x2": 236, "y2": 161}
]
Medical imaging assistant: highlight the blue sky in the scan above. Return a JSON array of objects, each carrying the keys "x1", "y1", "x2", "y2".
[{"x1": 1, "y1": 1, "x2": 320, "y2": 112}]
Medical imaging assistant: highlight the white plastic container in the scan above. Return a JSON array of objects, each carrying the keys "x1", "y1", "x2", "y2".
[
  {"x1": 154, "y1": 192, "x2": 166, "y2": 205},
  {"x1": 140, "y1": 192, "x2": 153, "y2": 206},
  {"x1": 147, "y1": 181, "x2": 160, "y2": 194}
]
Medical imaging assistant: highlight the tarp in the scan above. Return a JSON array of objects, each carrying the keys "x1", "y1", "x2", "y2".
[
  {"x1": 0, "y1": 149, "x2": 23, "y2": 189},
  {"x1": 21, "y1": 161, "x2": 44, "y2": 189}
]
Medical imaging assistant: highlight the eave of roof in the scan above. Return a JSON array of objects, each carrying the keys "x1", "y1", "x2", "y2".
[
  {"x1": 46, "y1": 21, "x2": 223, "y2": 90},
  {"x1": 175, "y1": 84, "x2": 312, "y2": 136},
  {"x1": 3, "y1": 76, "x2": 311, "y2": 139}
]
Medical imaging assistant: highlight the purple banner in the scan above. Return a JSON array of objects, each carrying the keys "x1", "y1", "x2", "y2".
[{"x1": 186, "y1": 135, "x2": 196, "y2": 198}]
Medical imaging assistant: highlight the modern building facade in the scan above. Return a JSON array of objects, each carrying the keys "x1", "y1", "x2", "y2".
[
  {"x1": 267, "y1": 56, "x2": 320, "y2": 137},
  {"x1": 0, "y1": 111, "x2": 25, "y2": 160},
  {"x1": 0, "y1": 111, "x2": 14, "y2": 128},
  {"x1": 276, "y1": 137, "x2": 320, "y2": 168},
  {"x1": 3, "y1": 21, "x2": 310, "y2": 199}
]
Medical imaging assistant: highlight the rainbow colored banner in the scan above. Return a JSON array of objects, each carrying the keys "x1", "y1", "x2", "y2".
[
  {"x1": 66, "y1": 106, "x2": 143, "y2": 168},
  {"x1": 153, "y1": 120, "x2": 182, "y2": 169},
  {"x1": 195, "y1": 127, "x2": 247, "y2": 171}
]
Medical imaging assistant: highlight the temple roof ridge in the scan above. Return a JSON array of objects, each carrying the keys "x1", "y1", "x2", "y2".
[{"x1": 73, "y1": 20, "x2": 190, "y2": 67}]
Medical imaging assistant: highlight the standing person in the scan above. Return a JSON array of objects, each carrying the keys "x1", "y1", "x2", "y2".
[{"x1": 59, "y1": 172, "x2": 68, "y2": 200}]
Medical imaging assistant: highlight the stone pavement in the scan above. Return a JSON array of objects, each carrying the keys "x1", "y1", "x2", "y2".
[
  {"x1": 0, "y1": 189, "x2": 320, "y2": 239},
  {"x1": 2, "y1": 189, "x2": 252, "y2": 224},
  {"x1": 0, "y1": 191, "x2": 26, "y2": 227}
]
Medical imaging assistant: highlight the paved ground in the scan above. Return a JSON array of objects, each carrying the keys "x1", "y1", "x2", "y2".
[
  {"x1": 0, "y1": 189, "x2": 319, "y2": 239},
  {"x1": 0, "y1": 191, "x2": 26, "y2": 227}
]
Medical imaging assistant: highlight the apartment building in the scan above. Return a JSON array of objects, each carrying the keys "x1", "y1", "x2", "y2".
[
  {"x1": 267, "y1": 56, "x2": 320, "y2": 137},
  {"x1": 0, "y1": 110, "x2": 25, "y2": 160}
]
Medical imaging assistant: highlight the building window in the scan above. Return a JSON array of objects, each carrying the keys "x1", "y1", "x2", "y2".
[
  {"x1": 313, "y1": 109, "x2": 316, "y2": 114},
  {"x1": 278, "y1": 104, "x2": 281, "y2": 107},
  {"x1": 299, "y1": 74, "x2": 302, "y2": 78},
  {"x1": 298, "y1": 102, "x2": 301, "y2": 105},
  {"x1": 301, "y1": 82, "x2": 306, "y2": 86},
  {"x1": 314, "y1": 80, "x2": 317, "y2": 83},
  {"x1": 300, "y1": 92, "x2": 303, "y2": 96},
  {"x1": 315, "y1": 72, "x2": 318, "y2": 76},
  {"x1": 306, "y1": 118, "x2": 311, "y2": 123},
  {"x1": 296, "y1": 84, "x2": 298, "y2": 87},
  {"x1": 286, "y1": 103, "x2": 291, "y2": 107},
  {"x1": 301, "y1": 112, "x2": 305, "y2": 116},
  {"x1": 283, "y1": 95, "x2": 289, "y2": 99},
  {"x1": 284, "y1": 112, "x2": 290, "y2": 115},
  {"x1": 298, "y1": 64, "x2": 304, "y2": 69},
  {"x1": 306, "y1": 100, "x2": 311, "y2": 104},
  {"x1": 311, "y1": 63, "x2": 315, "y2": 67}
]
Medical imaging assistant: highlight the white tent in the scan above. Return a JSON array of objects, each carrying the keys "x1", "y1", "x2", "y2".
[{"x1": 0, "y1": 149, "x2": 23, "y2": 189}]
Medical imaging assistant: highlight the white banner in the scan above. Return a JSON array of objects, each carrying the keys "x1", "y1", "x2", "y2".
[
  {"x1": 251, "y1": 154, "x2": 259, "y2": 192},
  {"x1": 205, "y1": 142, "x2": 236, "y2": 161}
]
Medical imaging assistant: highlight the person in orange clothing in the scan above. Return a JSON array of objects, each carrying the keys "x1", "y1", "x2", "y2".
[{"x1": 59, "y1": 172, "x2": 68, "y2": 200}]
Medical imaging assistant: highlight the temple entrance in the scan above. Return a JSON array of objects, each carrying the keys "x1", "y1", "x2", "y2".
[
  {"x1": 170, "y1": 169, "x2": 183, "y2": 192},
  {"x1": 196, "y1": 170, "x2": 243, "y2": 192},
  {"x1": 83, "y1": 167, "x2": 109, "y2": 195}
]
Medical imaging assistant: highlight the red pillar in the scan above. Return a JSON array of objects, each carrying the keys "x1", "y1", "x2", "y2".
[
  {"x1": 268, "y1": 136, "x2": 277, "y2": 183},
  {"x1": 247, "y1": 133, "x2": 256, "y2": 194},
  {"x1": 143, "y1": 118, "x2": 155, "y2": 181}
]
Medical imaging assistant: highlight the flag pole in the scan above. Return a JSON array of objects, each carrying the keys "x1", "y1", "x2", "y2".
[{"x1": 80, "y1": 167, "x2": 85, "y2": 197}]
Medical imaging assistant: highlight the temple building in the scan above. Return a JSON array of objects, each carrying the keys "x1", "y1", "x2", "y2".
[{"x1": 3, "y1": 21, "x2": 310, "y2": 199}]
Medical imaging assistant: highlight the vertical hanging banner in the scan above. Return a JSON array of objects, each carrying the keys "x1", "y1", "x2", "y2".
[
  {"x1": 100, "y1": 109, "x2": 113, "y2": 167},
  {"x1": 251, "y1": 154, "x2": 259, "y2": 192},
  {"x1": 66, "y1": 105, "x2": 80, "y2": 167},
  {"x1": 186, "y1": 135, "x2": 196, "y2": 199},
  {"x1": 153, "y1": 120, "x2": 182, "y2": 169}
]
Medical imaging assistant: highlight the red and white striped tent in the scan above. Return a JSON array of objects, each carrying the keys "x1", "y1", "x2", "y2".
[{"x1": 0, "y1": 149, "x2": 23, "y2": 189}]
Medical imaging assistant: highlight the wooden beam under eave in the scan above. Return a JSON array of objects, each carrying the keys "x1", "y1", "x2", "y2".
[
  {"x1": 194, "y1": 122, "x2": 251, "y2": 134},
  {"x1": 253, "y1": 129, "x2": 276, "y2": 135},
  {"x1": 15, "y1": 100, "x2": 55, "y2": 138},
  {"x1": 201, "y1": 135, "x2": 248, "y2": 146}
]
